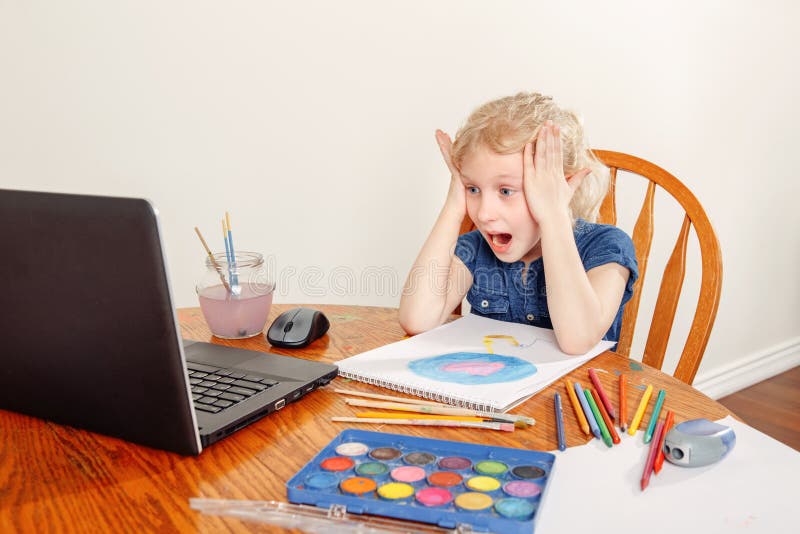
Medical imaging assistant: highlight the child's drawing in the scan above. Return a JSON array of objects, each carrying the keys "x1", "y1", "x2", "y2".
[{"x1": 407, "y1": 334, "x2": 539, "y2": 385}]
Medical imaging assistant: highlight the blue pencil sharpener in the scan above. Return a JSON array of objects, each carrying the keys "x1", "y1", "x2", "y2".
[{"x1": 663, "y1": 418, "x2": 736, "y2": 467}]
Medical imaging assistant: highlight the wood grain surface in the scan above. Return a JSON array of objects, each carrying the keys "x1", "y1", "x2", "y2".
[{"x1": 0, "y1": 304, "x2": 732, "y2": 533}]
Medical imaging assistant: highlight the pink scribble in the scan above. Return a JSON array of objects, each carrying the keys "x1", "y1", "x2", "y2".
[{"x1": 441, "y1": 361, "x2": 505, "y2": 376}]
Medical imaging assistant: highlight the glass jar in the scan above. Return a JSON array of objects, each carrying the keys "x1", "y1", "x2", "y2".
[{"x1": 196, "y1": 251, "x2": 274, "y2": 339}]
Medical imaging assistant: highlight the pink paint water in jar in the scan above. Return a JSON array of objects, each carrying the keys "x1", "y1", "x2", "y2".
[{"x1": 196, "y1": 251, "x2": 274, "y2": 339}]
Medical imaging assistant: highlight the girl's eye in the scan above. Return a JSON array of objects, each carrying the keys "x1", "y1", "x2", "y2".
[
  {"x1": 467, "y1": 186, "x2": 480, "y2": 194},
  {"x1": 500, "y1": 188, "x2": 514, "y2": 196}
]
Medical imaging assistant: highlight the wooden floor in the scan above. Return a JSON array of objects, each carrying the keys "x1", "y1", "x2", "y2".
[{"x1": 717, "y1": 365, "x2": 800, "y2": 452}]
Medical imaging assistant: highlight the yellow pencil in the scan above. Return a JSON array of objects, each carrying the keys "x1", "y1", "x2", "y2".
[
  {"x1": 628, "y1": 384, "x2": 653, "y2": 435},
  {"x1": 356, "y1": 411, "x2": 486, "y2": 422},
  {"x1": 563, "y1": 379, "x2": 590, "y2": 435}
]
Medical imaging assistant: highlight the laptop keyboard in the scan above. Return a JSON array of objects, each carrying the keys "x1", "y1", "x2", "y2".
[{"x1": 186, "y1": 362, "x2": 278, "y2": 414}]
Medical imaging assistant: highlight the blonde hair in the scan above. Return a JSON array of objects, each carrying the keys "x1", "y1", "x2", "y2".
[{"x1": 451, "y1": 92, "x2": 608, "y2": 222}]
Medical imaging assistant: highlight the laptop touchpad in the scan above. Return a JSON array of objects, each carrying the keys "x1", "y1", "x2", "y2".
[{"x1": 184, "y1": 342, "x2": 259, "y2": 368}]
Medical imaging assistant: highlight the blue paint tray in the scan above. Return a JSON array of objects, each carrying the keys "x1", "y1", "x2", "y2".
[{"x1": 286, "y1": 429, "x2": 556, "y2": 534}]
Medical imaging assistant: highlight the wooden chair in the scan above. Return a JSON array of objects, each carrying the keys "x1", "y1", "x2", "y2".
[{"x1": 457, "y1": 150, "x2": 722, "y2": 384}]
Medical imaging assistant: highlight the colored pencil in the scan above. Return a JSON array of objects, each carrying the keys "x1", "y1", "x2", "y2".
[
  {"x1": 619, "y1": 373, "x2": 628, "y2": 432},
  {"x1": 554, "y1": 392, "x2": 566, "y2": 451},
  {"x1": 628, "y1": 384, "x2": 653, "y2": 435},
  {"x1": 574, "y1": 382, "x2": 601, "y2": 439},
  {"x1": 591, "y1": 388, "x2": 620, "y2": 445},
  {"x1": 588, "y1": 368, "x2": 616, "y2": 420},
  {"x1": 641, "y1": 421, "x2": 664, "y2": 490},
  {"x1": 343, "y1": 399, "x2": 535, "y2": 426},
  {"x1": 356, "y1": 411, "x2": 485, "y2": 422},
  {"x1": 644, "y1": 389, "x2": 666, "y2": 443},
  {"x1": 335, "y1": 388, "x2": 452, "y2": 407},
  {"x1": 654, "y1": 410, "x2": 675, "y2": 474},
  {"x1": 584, "y1": 389, "x2": 612, "y2": 447},
  {"x1": 564, "y1": 378, "x2": 590, "y2": 435},
  {"x1": 335, "y1": 390, "x2": 535, "y2": 425},
  {"x1": 194, "y1": 227, "x2": 232, "y2": 293},
  {"x1": 332, "y1": 417, "x2": 515, "y2": 432}
]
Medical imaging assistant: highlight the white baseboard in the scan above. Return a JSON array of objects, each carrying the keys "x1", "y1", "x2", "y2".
[{"x1": 693, "y1": 337, "x2": 800, "y2": 400}]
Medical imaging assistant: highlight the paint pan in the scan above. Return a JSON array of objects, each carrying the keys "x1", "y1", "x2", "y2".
[{"x1": 286, "y1": 429, "x2": 556, "y2": 534}]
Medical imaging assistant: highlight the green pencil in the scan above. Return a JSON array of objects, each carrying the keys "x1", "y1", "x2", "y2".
[
  {"x1": 585, "y1": 389, "x2": 613, "y2": 447},
  {"x1": 644, "y1": 389, "x2": 666, "y2": 443}
]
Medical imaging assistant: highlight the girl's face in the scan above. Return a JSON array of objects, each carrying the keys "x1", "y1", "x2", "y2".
[{"x1": 459, "y1": 145, "x2": 542, "y2": 264}]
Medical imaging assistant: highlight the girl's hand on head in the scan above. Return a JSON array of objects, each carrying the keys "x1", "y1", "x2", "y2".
[
  {"x1": 523, "y1": 121, "x2": 591, "y2": 226},
  {"x1": 435, "y1": 129, "x2": 466, "y2": 217}
]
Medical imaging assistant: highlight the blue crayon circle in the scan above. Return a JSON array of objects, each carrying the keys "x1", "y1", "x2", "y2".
[
  {"x1": 408, "y1": 353, "x2": 537, "y2": 385},
  {"x1": 304, "y1": 472, "x2": 339, "y2": 490},
  {"x1": 494, "y1": 498, "x2": 536, "y2": 520}
]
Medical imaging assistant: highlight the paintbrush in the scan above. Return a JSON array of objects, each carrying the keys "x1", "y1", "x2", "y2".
[
  {"x1": 343, "y1": 398, "x2": 534, "y2": 427},
  {"x1": 334, "y1": 388, "x2": 452, "y2": 407},
  {"x1": 356, "y1": 411, "x2": 488, "y2": 422},
  {"x1": 334, "y1": 387, "x2": 535, "y2": 426},
  {"x1": 332, "y1": 416, "x2": 515, "y2": 432},
  {"x1": 194, "y1": 227, "x2": 232, "y2": 293}
]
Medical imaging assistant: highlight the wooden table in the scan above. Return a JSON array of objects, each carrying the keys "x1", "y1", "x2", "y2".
[{"x1": 0, "y1": 304, "x2": 732, "y2": 532}]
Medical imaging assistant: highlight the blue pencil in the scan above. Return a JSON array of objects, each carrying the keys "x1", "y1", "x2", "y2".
[
  {"x1": 554, "y1": 392, "x2": 566, "y2": 451},
  {"x1": 574, "y1": 382, "x2": 601, "y2": 439},
  {"x1": 644, "y1": 389, "x2": 666, "y2": 443}
]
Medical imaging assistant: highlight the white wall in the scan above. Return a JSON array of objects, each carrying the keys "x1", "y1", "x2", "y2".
[{"x1": 2, "y1": 1, "x2": 798, "y2": 392}]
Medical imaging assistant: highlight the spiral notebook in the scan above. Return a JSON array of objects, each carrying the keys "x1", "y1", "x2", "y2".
[{"x1": 338, "y1": 314, "x2": 614, "y2": 412}]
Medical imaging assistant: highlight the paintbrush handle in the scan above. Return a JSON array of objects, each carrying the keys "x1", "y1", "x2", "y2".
[
  {"x1": 333, "y1": 388, "x2": 451, "y2": 407},
  {"x1": 331, "y1": 417, "x2": 514, "y2": 432},
  {"x1": 343, "y1": 398, "x2": 534, "y2": 425},
  {"x1": 355, "y1": 411, "x2": 486, "y2": 422},
  {"x1": 194, "y1": 227, "x2": 232, "y2": 293}
]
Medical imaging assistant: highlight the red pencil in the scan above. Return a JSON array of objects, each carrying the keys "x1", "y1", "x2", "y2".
[
  {"x1": 641, "y1": 421, "x2": 664, "y2": 491},
  {"x1": 619, "y1": 373, "x2": 627, "y2": 432},
  {"x1": 591, "y1": 388, "x2": 620, "y2": 444},
  {"x1": 589, "y1": 368, "x2": 616, "y2": 420},
  {"x1": 653, "y1": 410, "x2": 675, "y2": 474}
]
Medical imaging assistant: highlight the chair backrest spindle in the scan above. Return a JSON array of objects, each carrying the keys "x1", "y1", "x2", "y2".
[
  {"x1": 614, "y1": 180, "x2": 656, "y2": 358},
  {"x1": 598, "y1": 166, "x2": 618, "y2": 225},
  {"x1": 642, "y1": 215, "x2": 690, "y2": 371}
]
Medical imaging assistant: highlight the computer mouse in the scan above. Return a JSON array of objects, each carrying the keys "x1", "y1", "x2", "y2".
[{"x1": 266, "y1": 307, "x2": 330, "y2": 348}]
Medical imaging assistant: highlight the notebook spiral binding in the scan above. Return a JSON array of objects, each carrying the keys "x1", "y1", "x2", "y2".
[{"x1": 338, "y1": 370, "x2": 498, "y2": 413}]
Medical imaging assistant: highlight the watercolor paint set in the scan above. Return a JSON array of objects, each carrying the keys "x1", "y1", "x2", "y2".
[{"x1": 286, "y1": 429, "x2": 556, "y2": 533}]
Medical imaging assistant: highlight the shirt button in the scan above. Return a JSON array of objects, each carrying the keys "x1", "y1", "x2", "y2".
[
  {"x1": 526, "y1": 314, "x2": 535, "y2": 321},
  {"x1": 481, "y1": 300, "x2": 489, "y2": 308}
]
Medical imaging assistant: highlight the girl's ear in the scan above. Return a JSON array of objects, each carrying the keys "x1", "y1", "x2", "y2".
[{"x1": 566, "y1": 168, "x2": 591, "y2": 193}]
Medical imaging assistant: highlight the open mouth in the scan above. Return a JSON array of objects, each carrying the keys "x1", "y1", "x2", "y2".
[{"x1": 488, "y1": 232, "x2": 512, "y2": 252}]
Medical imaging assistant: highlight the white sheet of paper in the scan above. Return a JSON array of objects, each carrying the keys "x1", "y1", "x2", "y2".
[
  {"x1": 338, "y1": 314, "x2": 614, "y2": 411},
  {"x1": 536, "y1": 416, "x2": 799, "y2": 533}
]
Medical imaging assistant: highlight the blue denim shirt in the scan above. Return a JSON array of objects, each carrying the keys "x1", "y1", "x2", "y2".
[{"x1": 454, "y1": 219, "x2": 639, "y2": 342}]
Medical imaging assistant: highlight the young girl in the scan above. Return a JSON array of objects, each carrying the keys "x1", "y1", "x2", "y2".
[{"x1": 398, "y1": 92, "x2": 638, "y2": 354}]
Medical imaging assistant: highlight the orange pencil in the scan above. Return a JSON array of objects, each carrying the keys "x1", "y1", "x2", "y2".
[
  {"x1": 619, "y1": 373, "x2": 628, "y2": 432},
  {"x1": 653, "y1": 410, "x2": 676, "y2": 474},
  {"x1": 563, "y1": 378, "x2": 591, "y2": 435},
  {"x1": 591, "y1": 389, "x2": 621, "y2": 444}
]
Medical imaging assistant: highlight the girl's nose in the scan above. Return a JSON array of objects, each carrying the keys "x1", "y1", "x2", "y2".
[{"x1": 476, "y1": 197, "x2": 498, "y2": 223}]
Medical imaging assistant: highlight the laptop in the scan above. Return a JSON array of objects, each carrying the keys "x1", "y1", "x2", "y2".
[{"x1": 0, "y1": 189, "x2": 338, "y2": 455}]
